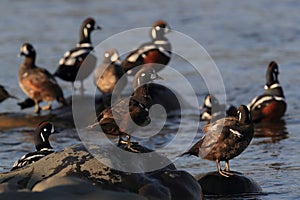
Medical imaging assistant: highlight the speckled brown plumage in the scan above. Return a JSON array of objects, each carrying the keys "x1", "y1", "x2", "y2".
[
  {"x1": 18, "y1": 43, "x2": 67, "y2": 114},
  {"x1": 183, "y1": 105, "x2": 254, "y2": 177}
]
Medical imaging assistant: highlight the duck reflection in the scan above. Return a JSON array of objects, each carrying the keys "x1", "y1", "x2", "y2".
[{"x1": 253, "y1": 119, "x2": 288, "y2": 143}]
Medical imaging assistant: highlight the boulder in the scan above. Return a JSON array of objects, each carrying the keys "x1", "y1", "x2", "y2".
[
  {"x1": 0, "y1": 144, "x2": 202, "y2": 200},
  {"x1": 197, "y1": 171, "x2": 262, "y2": 196}
]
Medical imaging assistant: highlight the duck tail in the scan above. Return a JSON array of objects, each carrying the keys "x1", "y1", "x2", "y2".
[{"x1": 180, "y1": 140, "x2": 202, "y2": 157}]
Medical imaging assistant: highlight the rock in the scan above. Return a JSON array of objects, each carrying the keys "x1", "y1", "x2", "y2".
[
  {"x1": 0, "y1": 186, "x2": 146, "y2": 200},
  {"x1": 197, "y1": 171, "x2": 262, "y2": 196},
  {"x1": 152, "y1": 170, "x2": 203, "y2": 200},
  {"x1": 32, "y1": 176, "x2": 96, "y2": 192},
  {"x1": 0, "y1": 144, "x2": 202, "y2": 200},
  {"x1": 139, "y1": 183, "x2": 171, "y2": 200}
]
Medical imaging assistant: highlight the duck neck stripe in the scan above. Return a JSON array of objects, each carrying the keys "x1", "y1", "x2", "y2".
[{"x1": 264, "y1": 83, "x2": 281, "y2": 90}]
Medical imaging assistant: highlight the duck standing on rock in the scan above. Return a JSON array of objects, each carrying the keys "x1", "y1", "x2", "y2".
[
  {"x1": 54, "y1": 17, "x2": 101, "y2": 93},
  {"x1": 94, "y1": 48, "x2": 127, "y2": 105},
  {"x1": 11, "y1": 121, "x2": 58, "y2": 171},
  {"x1": 183, "y1": 105, "x2": 254, "y2": 177},
  {"x1": 0, "y1": 85, "x2": 17, "y2": 103},
  {"x1": 122, "y1": 20, "x2": 171, "y2": 75},
  {"x1": 247, "y1": 61, "x2": 286, "y2": 123},
  {"x1": 18, "y1": 43, "x2": 67, "y2": 114},
  {"x1": 89, "y1": 65, "x2": 162, "y2": 151}
]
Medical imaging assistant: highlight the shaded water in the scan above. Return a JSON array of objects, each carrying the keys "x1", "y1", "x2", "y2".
[{"x1": 1, "y1": 0, "x2": 300, "y2": 199}]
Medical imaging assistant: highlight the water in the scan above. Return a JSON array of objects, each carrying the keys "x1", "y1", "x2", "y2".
[{"x1": 1, "y1": 0, "x2": 300, "y2": 199}]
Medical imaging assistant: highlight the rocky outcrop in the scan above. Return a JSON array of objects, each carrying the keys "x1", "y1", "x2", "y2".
[
  {"x1": 197, "y1": 171, "x2": 262, "y2": 196},
  {"x1": 0, "y1": 144, "x2": 203, "y2": 200}
]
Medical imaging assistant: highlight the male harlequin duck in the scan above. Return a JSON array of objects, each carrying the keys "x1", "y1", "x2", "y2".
[
  {"x1": 54, "y1": 17, "x2": 101, "y2": 92},
  {"x1": 18, "y1": 43, "x2": 67, "y2": 114},
  {"x1": 247, "y1": 61, "x2": 286, "y2": 123},
  {"x1": 200, "y1": 94, "x2": 237, "y2": 121},
  {"x1": 121, "y1": 20, "x2": 171, "y2": 75},
  {"x1": 94, "y1": 49, "x2": 127, "y2": 98},
  {"x1": 183, "y1": 105, "x2": 254, "y2": 177},
  {"x1": 11, "y1": 121, "x2": 57, "y2": 171},
  {"x1": 0, "y1": 85, "x2": 17, "y2": 103},
  {"x1": 89, "y1": 65, "x2": 162, "y2": 152}
]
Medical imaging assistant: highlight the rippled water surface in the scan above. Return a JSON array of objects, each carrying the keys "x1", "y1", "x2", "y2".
[{"x1": 1, "y1": 0, "x2": 300, "y2": 199}]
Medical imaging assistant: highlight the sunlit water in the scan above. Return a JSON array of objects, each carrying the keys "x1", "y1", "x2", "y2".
[{"x1": 1, "y1": 0, "x2": 300, "y2": 199}]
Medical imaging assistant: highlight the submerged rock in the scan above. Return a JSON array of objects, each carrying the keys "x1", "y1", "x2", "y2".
[
  {"x1": 0, "y1": 144, "x2": 202, "y2": 200},
  {"x1": 197, "y1": 171, "x2": 262, "y2": 196}
]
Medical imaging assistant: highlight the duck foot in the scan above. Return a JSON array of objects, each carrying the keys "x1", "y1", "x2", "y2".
[
  {"x1": 35, "y1": 107, "x2": 41, "y2": 114},
  {"x1": 218, "y1": 170, "x2": 234, "y2": 177},
  {"x1": 34, "y1": 104, "x2": 41, "y2": 114},
  {"x1": 125, "y1": 142, "x2": 140, "y2": 153},
  {"x1": 41, "y1": 104, "x2": 52, "y2": 111}
]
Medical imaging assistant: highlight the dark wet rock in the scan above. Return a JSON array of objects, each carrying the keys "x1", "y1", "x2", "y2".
[
  {"x1": 197, "y1": 171, "x2": 262, "y2": 196},
  {"x1": 1, "y1": 178, "x2": 146, "y2": 200},
  {"x1": 139, "y1": 182, "x2": 171, "y2": 200},
  {"x1": 151, "y1": 170, "x2": 204, "y2": 200},
  {"x1": 0, "y1": 144, "x2": 202, "y2": 200}
]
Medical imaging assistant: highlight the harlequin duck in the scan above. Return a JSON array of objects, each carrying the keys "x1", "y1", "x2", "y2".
[
  {"x1": 11, "y1": 121, "x2": 57, "y2": 171},
  {"x1": 94, "y1": 49, "x2": 127, "y2": 98},
  {"x1": 247, "y1": 61, "x2": 286, "y2": 123},
  {"x1": 89, "y1": 65, "x2": 162, "y2": 151},
  {"x1": 18, "y1": 43, "x2": 67, "y2": 114},
  {"x1": 200, "y1": 94, "x2": 237, "y2": 121},
  {"x1": 122, "y1": 20, "x2": 171, "y2": 75},
  {"x1": 183, "y1": 105, "x2": 254, "y2": 177},
  {"x1": 0, "y1": 85, "x2": 17, "y2": 103},
  {"x1": 54, "y1": 17, "x2": 101, "y2": 92}
]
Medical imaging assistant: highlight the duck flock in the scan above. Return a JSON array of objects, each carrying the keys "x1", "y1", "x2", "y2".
[{"x1": 0, "y1": 17, "x2": 286, "y2": 180}]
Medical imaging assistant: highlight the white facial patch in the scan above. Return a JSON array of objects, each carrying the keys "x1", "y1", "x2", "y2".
[
  {"x1": 86, "y1": 23, "x2": 91, "y2": 28},
  {"x1": 110, "y1": 52, "x2": 118, "y2": 62},
  {"x1": 40, "y1": 132, "x2": 45, "y2": 142},
  {"x1": 151, "y1": 29, "x2": 157, "y2": 39},
  {"x1": 51, "y1": 124, "x2": 55, "y2": 134},
  {"x1": 205, "y1": 96, "x2": 212, "y2": 108},
  {"x1": 21, "y1": 45, "x2": 29, "y2": 55},
  {"x1": 22, "y1": 72, "x2": 28, "y2": 78},
  {"x1": 83, "y1": 28, "x2": 88, "y2": 38},
  {"x1": 141, "y1": 73, "x2": 146, "y2": 77},
  {"x1": 237, "y1": 110, "x2": 242, "y2": 121},
  {"x1": 104, "y1": 53, "x2": 110, "y2": 58}
]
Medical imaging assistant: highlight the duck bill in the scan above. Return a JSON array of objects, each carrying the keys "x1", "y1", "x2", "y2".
[
  {"x1": 165, "y1": 26, "x2": 171, "y2": 34},
  {"x1": 94, "y1": 25, "x2": 102, "y2": 30},
  {"x1": 155, "y1": 74, "x2": 164, "y2": 80}
]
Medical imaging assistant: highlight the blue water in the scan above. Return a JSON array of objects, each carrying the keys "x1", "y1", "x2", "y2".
[{"x1": 1, "y1": 0, "x2": 300, "y2": 199}]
